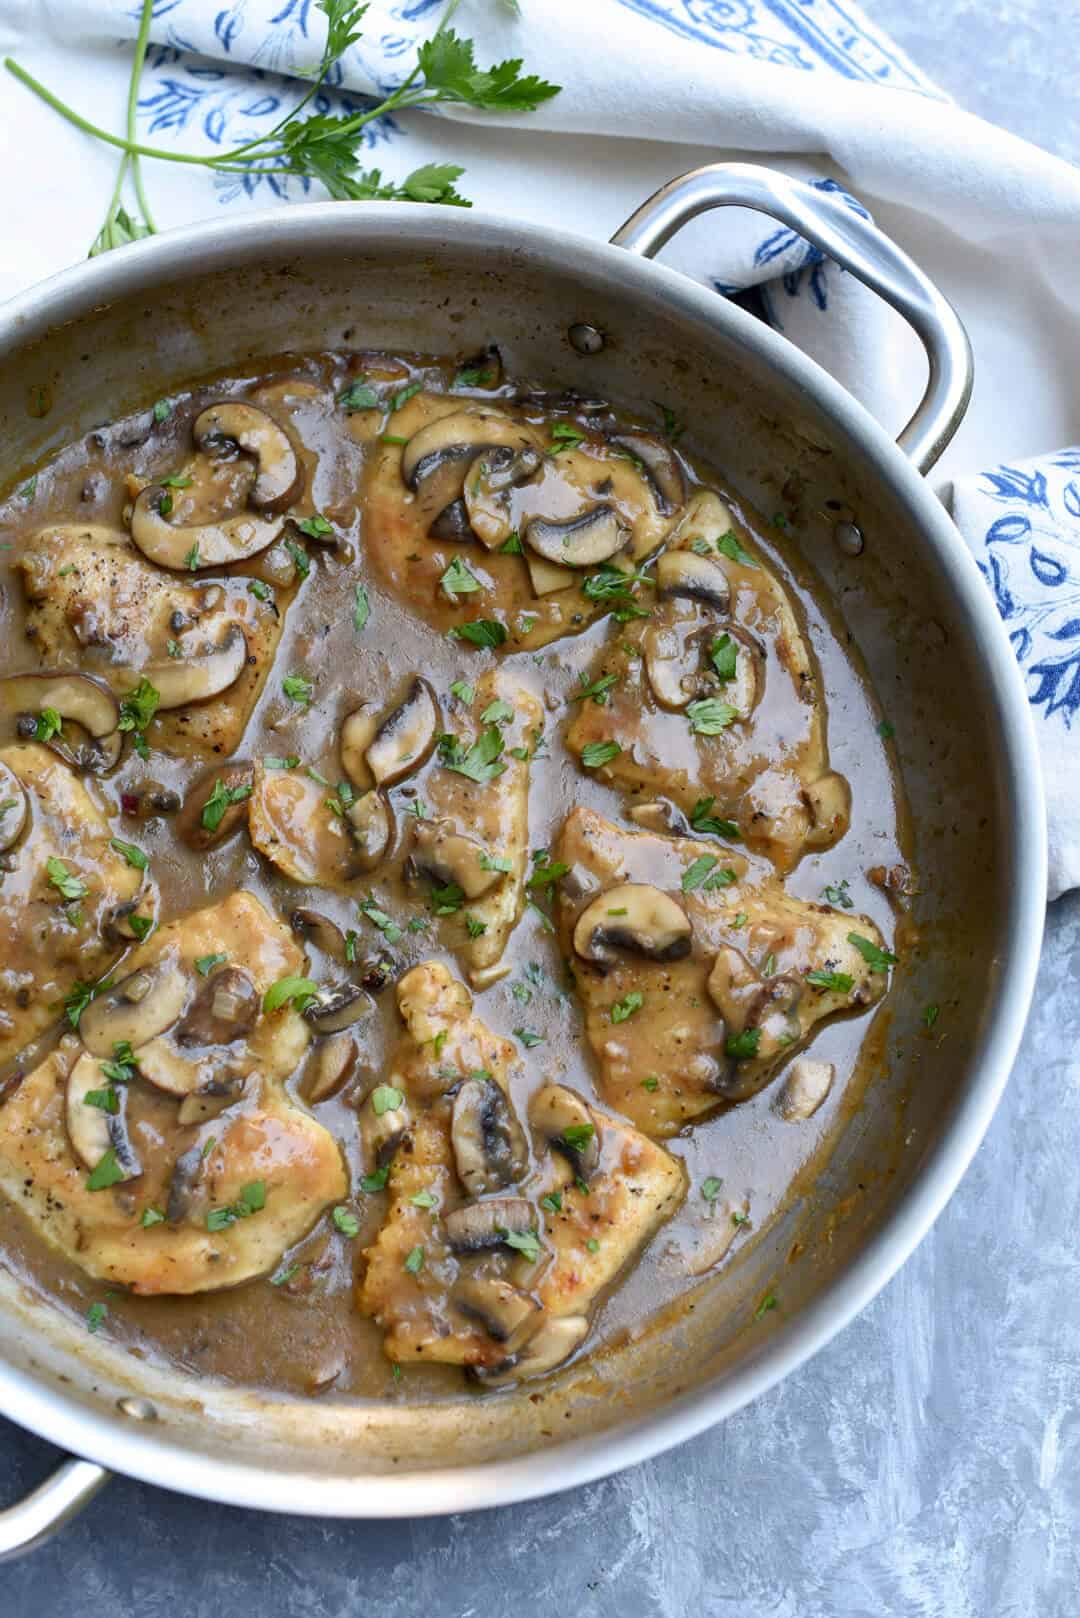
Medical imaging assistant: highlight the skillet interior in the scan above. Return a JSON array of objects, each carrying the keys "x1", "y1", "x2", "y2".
[{"x1": 0, "y1": 207, "x2": 1036, "y2": 1506}]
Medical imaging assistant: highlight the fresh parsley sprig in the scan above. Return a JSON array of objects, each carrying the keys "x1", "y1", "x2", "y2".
[{"x1": 4, "y1": 1, "x2": 561, "y2": 258}]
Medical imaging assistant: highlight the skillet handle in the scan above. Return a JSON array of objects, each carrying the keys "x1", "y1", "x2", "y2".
[
  {"x1": 0, "y1": 1456, "x2": 109, "y2": 1561},
  {"x1": 611, "y1": 162, "x2": 973, "y2": 477}
]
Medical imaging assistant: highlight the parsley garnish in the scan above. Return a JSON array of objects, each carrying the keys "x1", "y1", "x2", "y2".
[
  {"x1": 248, "y1": 578, "x2": 273, "y2": 603},
  {"x1": 284, "y1": 536, "x2": 311, "y2": 580},
  {"x1": 437, "y1": 725, "x2": 507, "y2": 784},
  {"x1": 514, "y1": 1027, "x2": 543, "y2": 1049},
  {"x1": 403, "y1": 1245, "x2": 425, "y2": 1275},
  {"x1": 754, "y1": 1293, "x2": 779, "y2": 1320},
  {"x1": 682, "y1": 854, "x2": 719, "y2": 892},
  {"x1": 200, "y1": 778, "x2": 252, "y2": 832},
  {"x1": 359, "y1": 895, "x2": 404, "y2": 944},
  {"x1": 540, "y1": 1191, "x2": 562, "y2": 1214},
  {"x1": 283, "y1": 672, "x2": 313, "y2": 707},
  {"x1": 117, "y1": 677, "x2": 160, "y2": 738},
  {"x1": 877, "y1": 720, "x2": 895, "y2": 740},
  {"x1": 449, "y1": 679, "x2": 474, "y2": 705},
  {"x1": 823, "y1": 879, "x2": 853, "y2": 909},
  {"x1": 687, "y1": 698, "x2": 738, "y2": 735},
  {"x1": 47, "y1": 856, "x2": 88, "y2": 901},
  {"x1": 709, "y1": 633, "x2": 738, "y2": 681},
  {"x1": 263, "y1": 976, "x2": 318, "y2": 1013},
  {"x1": 339, "y1": 380, "x2": 379, "y2": 412},
  {"x1": 923, "y1": 1003, "x2": 940, "y2": 1029},
  {"x1": 441, "y1": 556, "x2": 483, "y2": 597},
  {"x1": 332, "y1": 1205, "x2": 361, "y2": 1237},
  {"x1": 361, "y1": 1164, "x2": 391, "y2": 1194},
  {"x1": 806, "y1": 968, "x2": 854, "y2": 993},
  {"x1": 499, "y1": 532, "x2": 523, "y2": 554},
  {"x1": 570, "y1": 672, "x2": 618, "y2": 706},
  {"x1": 701, "y1": 1176, "x2": 723, "y2": 1206},
  {"x1": 847, "y1": 932, "x2": 898, "y2": 972},
  {"x1": 390, "y1": 381, "x2": 422, "y2": 412},
  {"x1": 611, "y1": 990, "x2": 644, "y2": 1023},
  {"x1": 86, "y1": 1302, "x2": 107, "y2": 1333},
  {"x1": 263, "y1": 755, "x2": 299, "y2": 770},
  {"x1": 86, "y1": 1148, "x2": 124, "y2": 1192},
  {"x1": 207, "y1": 1180, "x2": 266, "y2": 1232},
  {"x1": 448, "y1": 618, "x2": 507, "y2": 649},
  {"x1": 34, "y1": 706, "x2": 62, "y2": 744},
  {"x1": 502, "y1": 1229, "x2": 542, "y2": 1263},
  {"x1": 195, "y1": 952, "x2": 228, "y2": 977},
  {"x1": 480, "y1": 698, "x2": 513, "y2": 725},
  {"x1": 717, "y1": 531, "x2": 755, "y2": 566},
  {"x1": 725, "y1": 1028, "x2": 761, "y2": 1061},
  {"x1": 109, "y1": 837, "x2": 148, "y2": 871},
  {"x1": 83, "y1": 1086, "x2": 119, "y2": 1114},
  {"x1": 580, "y1": 739, "x2": 621, "y2": 769},
  {"x1": 690, "y1": 796, "x2": 741, "y2": 839}
]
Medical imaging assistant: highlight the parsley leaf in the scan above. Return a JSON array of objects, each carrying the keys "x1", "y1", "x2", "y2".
[
  {"x1": 690, "y1": 796, "x2": 741, "y2": 839},
  {"x1": 339, "y1": 379, "x2": 379, "y2": 412},
  {"x1": 200, "y1": 778, "x2": 252, "y2": 832},
  {"x1": 359, "y1": 895, "x2": 404, "y2": 944},
  {"x1": 437, "y1": 725, "x2": 506, "y2": 784},
  {"x1": 514, "y1": 1027, "x2": 543, "y2": 1049},
  {"x1": 611, "y1": 990, "x2": 644, "y2": 1024},
  {"x1": 47, "y1": 856, "x2": 88, "y2": 901},
  {"x1": 117, "y1": 678, "x2": 160, "y2": 736},
  {"x1": 806, "y1": 968, "x2": 854, "y2": 993},
  {"x1": 448, "y1": 618, "x2": 507, "y2": 649},
  {"x1": 418, "y1": 29, "x2": 561, "y2": 112},
  {"x1": 263, "y1": 976, "x2": 319, "y2": 1013},
  {"x1": 823, "y1": 879, "x2": 853, "y2": 910},
  {"x1": 687, "y1": 698, "x2": 739, "y2": 735},
  {"x1": 332, "y1": 1205, "x2": 361, "y2": 1237},
  {"x1": 580, "y1": 739, "x2": 621, "y2": 769},
  {"x1": 283, "y1": 672, "x2": 314, "y2": 707},
  {"x1": 195, "y1": 952, "x2": 228, "y2": 977},
  {"x1": 86, "y1": 1148, "x2": 125, "y2": 1192},
  {"x1": 847, "y1": 932, "x2": 899, "y2": 972},
  {"x1": 717, "y1": 531, "x2": 755, "y2": 567},
  {"x1": 725, "y1": 1028, "x2": 761, "y2": 1061},
  {"x1": 570, "y1": 672, "x2": 618, "y2": 706},
  {"x1": 403, "y1": 1244, "x2": 425, "y2": 1274},
  {"x1": 450, "y1": 679, "x2": 474, "y2": 705},
  {"x1": 34, "y1": 705, "x2": 63, "y2": 744},
  {"x1": 709, "y1": 633, "x2": 738, "y2": 682},
  {"x1": 109, "y1": 837, "x2": 148, "y2": 871},
  {"x1": 441, "y1": 556, "x2": 482, "y2": 597},
  {"x1": 501, "y1": 1228, "x2": 542, "y2": 1263}
]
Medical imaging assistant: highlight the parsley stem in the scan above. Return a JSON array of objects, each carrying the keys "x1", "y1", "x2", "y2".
[{"x1": 127, "y1": 0, "x2": 157, "y2": 232}]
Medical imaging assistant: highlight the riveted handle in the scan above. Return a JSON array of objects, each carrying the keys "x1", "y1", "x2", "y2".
[
  {"x1": 0, "y1": 1456, "x2": 109, "y2": 1561},
  {"x1": 611, "y1": 162, "x2": 973, "y2": 476}
]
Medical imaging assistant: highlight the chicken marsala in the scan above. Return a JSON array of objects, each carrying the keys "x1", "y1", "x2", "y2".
[{"x1": 0, "y1": 344, "x2": 906, "y2": 1397}]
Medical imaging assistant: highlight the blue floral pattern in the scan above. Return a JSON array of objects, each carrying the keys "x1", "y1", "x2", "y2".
[{"x1": 978, "y1": 452, "x2": 1080, "y2": 725}]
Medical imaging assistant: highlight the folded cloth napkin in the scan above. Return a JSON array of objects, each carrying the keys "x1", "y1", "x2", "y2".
[{"x1": 2, "y1": 0, "x2": 1080, "y2": 892}]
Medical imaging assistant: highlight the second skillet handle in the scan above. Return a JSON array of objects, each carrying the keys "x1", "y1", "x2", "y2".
[
  {"x1": 0, "y1": 1456, "x2": 108, "y2": 1561},
  {"x1": 611, "y1": 162, "x2": 973, "y2": 477}
]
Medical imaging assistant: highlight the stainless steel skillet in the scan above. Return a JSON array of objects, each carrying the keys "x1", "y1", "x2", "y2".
[{"x1": 0, "y1": 163, "x2": 1044, "y2": 1549}]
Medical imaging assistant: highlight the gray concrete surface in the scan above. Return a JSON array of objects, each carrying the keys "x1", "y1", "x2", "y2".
[{"x1": 3, "y1": 5, "x2": 1079, "y2": 1613}]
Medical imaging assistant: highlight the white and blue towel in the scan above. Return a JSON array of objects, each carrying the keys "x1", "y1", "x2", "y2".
[{"x1": 2, "y1": 0, "x2": 1080, "y2": 892}]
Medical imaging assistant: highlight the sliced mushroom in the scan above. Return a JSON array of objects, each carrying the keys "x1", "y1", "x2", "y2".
[
  {"x1": 408, "y1": 819, "x2": 505, "y2": 901},
  {"x1": 166, "y1": 1143, "x2": 203, "y2": 1224},
  {"x1": 289, "y1": 909, "x2": 347, "y2": 964},
  {"x1": 525, "y1": 553, "x2": 576, "y2": 596},
  {"x1": 573, "y1": 883, "x2": 692, "y2": 967},
  {"x1": 364, "y1": 678, "x2": 440, "y2": 788},
  {"x1": 175, "y1": 761, "x2": 254, "y2": 851},
  {"x1": 644, "y1": 620, "x2": 763, "y2": 716},
  {"x1": 129, "y1": 484, "x2": 282, "y2": 571},
  {"x1": 775, "y1": 1058, "x2": 834, "y2": 1121},
  {"x1": 444, "y1": 1197, "x2": 534, "y2": 1253},
  {"x1": 472, "y1": 1313, "x2": 588, "y2": 1386},
  {"x1": 802, "y1": 771, "x2": 852, "y2": 848},
  {"x1": 429, "y1": 499, "x2": 476, "y2": 543},
  {"x1": 627, "y1": 800, "x2": 679, "y2": 833},
  {"x1": 192, "y1": 402, "x2": 303, "y2": 514},
  {"x1": 462, "y1": 445, "x2": 543, "y2": 548},
  {"x1": 101, "y1": 900, "x2": 149, "y2": 946},
  {"x1": 451, "y1": 1076, "x2": 528, "y2": 1196},
  {"x1": 79, "y1": 951, "x2": 189, "y2": 1057},
  {"x1": 177, "y1": 1073, "x2": 247, "y2": 1127},
  {"x1": 304, "y1": 1031, "x2": 359, "y2": 1103},
  {"x1": 401, "y1": 410, "x2": 535, "y2": 525},
  {"x1": 175, "y1": 966, "x2": 258, "y2": 1047},
  {"x1": 528, "y1": 1084, "x2": 601, "y2": 1178},
  {"x1": 339, "y1": 705, "x2": 378, "y2": 792},
  {"x1": 642, "y1": 617, "x2": 705, "y2": 711},
  {"x1": 456, "y1": 345, "x2": 504, "y2": 390},
  {"x1": 302, "y1": 982, "x2": 372, "y2": 1036},
  {"x1": 656, "y1": 550, "x2": 731, "y2": 612},
  {"x1": 346, "y1": 790, "x2": 394, "y2": 870},
  {"x1": 65, "y1": 1050, "x2": 141, "y2": 1178},
  {"x1": 116, "y1": 624, "x2": 247, "y2": 711},
  {"x1": 609, "y1": 433, "x2": 685, "y2": 515},
  {"x1": 749, "y1": 975, "x2": 803, "y2": 1059},
  {"x1": 525, "y1": 505, "x2": 629, "y2": 568},
  {"x1": 2, "y1": 672, "x2": 122, "y2": 774},
  {"x1": 135, "y1": 1038, "x2": 205, "y2": 1098},
  {"x1": 0, "y1": 766, "x2": 27, "y2": 852},
  {"x1": 361, "y1": 1091, "x2": 409, "y2": 1172},
  {"x1": 453, "y1": 1277, "x2": 541, "y2": 1352}
]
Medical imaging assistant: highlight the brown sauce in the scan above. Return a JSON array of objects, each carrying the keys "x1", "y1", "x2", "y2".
[{"x1": 0, "y1": 348, "x2": 908, "y2": 1400}]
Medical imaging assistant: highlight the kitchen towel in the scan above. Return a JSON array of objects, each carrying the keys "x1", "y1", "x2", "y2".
[{"x1": 1, "y1": 0, "x2": 1079, "y2": 892}]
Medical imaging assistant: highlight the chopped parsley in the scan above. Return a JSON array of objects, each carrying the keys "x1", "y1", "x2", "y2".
[
  {"x1": 709, "y1": 633, "x2": 738, "y2": 681},
  {"x1": 586, "y1": 1238, "x2": 600, "y2": 1254},
  {"x1": 195, "y1": 952, "x2": 228, "y2": 977},
  {"x1": 540, "y1": 1191, "x2": 563, "y2": 1214},
  {"x1": 580, "y1": 738, "x2": 621, "y2": 769},
  {"x1": 128, "y1": 914, "x2": 155, "y2": 941},
  {"x1": 806, "y1": 968, "x2": 854, "y2": 994},
  {"x1": 823, "y1": 878, "x2": 853, "y2": 910},
  {"x1": 526, "y1": 855, "x2": 568, "y2": 891},
  {"x1": 725, "y1": 1027, "x2": 761, "y2": 1061},
  {"x1": 847, "y1": 932, "x2": 898, "y2": 972},
  {"x1": 270, "y1": 1264, "x2": 300, "y2": 1287},
  {"x1": 502, "y1": 1229, "x2": 542, "y2": 1263},
  {"x1": 34, "y1": 706, "x2": 63, "y2": 744},
  {"x1": 338, "y1": 379, "x2": 379, "y2": 412},
  {"x1": 449, "y1": 679, "x2": 475, "y2": 705},
  {"x1": 262, "y1": 975, "x2": 318, "y2": 1013},
  {"x1": 83, "y1": 1086, "x2": 119, "y2": 1113},
  {"x1": 441, "y1": 556, "x2": 483, "y2": 597},
  {"x1": 47, "y1": 857, "x2": 88, "y2": 901},
  {"x1": 152, "y1": 398, "x2": 173, "y2": 424},
  {"x1": 480, "y1": 698, "x2": 514, "y2": 725},
  {"x1": 141, "y1": 1207, "x2": 166, "y2": 1229},
  {"x1": 877, "y1": 719, "x2": 895, "y2": 740},
  {"x1": 655, "y1": 401, "x2": 685, "y2": 442},
  {"x1": 514, "y1": 1027, "x2": 543, "y2": 1049},
  {"x1": 499, "y1": 532, "x2": 523, "y2": 554},
  {"x1": 465, "y1": 914, "x2": 487, "y2": 938},
  {"x1": 282, "y1": 672, "x2": 314, "y2": 707},
  {"x1": 109, "y1": 838, "x2": 148, "y2": 871},
  {"x1": 284, "y1": 537, "x2": 311, "y2": 580},
  {"x1": 549, "y1": 421, "x2": 585, "y2": 453},
  {"x1": 207, "y1": 1180, "x2": 266, "y2": 1232},
  {"x1": 682, "y1": 854, "x2": 719, "y2": 892},
  {"x1": 642, "y1": 1076, "x2": 660, "y2": 1092},
  {"x1": 754, "y1": 1293, "x2": 779, "y2": 1321},
  {"x1": 86, "y1": 1302, "x2": 107, "y2": 1334},
  {"x1": 448, "y1": 618, "x2": 507, "y2": 649},
  {"x1": 570, "y1": 671, "x2": 619, "y2": 706},
  {"x1": 611, "y1": 990, "x2": 644, "y2": 1024},
  {"x1": 403, "y1": 1245, "x2": 425, "y2": 1275},
  {"x1": 687, "y1": 697, "x2": 738, "y2": 735},
  {"x1": 359, "y1": 896, "x2": 404, "y2": 944},
  {"x1": 390, "y1": 381, "x2": 422, "y2": 412},
  {"x1": 717, "y1": 531, "x2": 755, "y2": 567},
  {"x1": 263, "y1": 755, "x2": 299, "y2": 770},
  {"x1": 372, "y1": 1084, "x2": 404, "y2": 1116},
  {"x1": 361, "y1": 1164, "x2": 391, "y2": 1194},
  {"x1": 437, "y1": 725, "x2": 506, "y2": 784},
  {"x1": 353, "y1": 582, "x2": 371, "y2": 633},
  {"x1": 332, "y1": 1205, "x2": 361, "y2": 1237},
  {"x1": 690, "y1": 796, "x2": 741, "y2": 839},
  {"x1": 732, "y1": 1210, "x2": 751, "y2": 1228},
  {"x1": 701, "y1": 1176, "x2": 723, "y2": 1205},
  {"x1": 86, "y1": 1148, "x2": 125, "y2": 1192},
  {"x1": 410, "y1": 1189, "x2": 438, "y2": 1209},
  {"x1": 923, "y1": 1003, "x2": 940, "y2": 1030},
  {"x1": 479, "y1": 851, "x2": 513, "y2": 873},
  {"x1": 184, "y1": 542, "x2": 201, "y2": 572},
  {"x1": 200, "y1": 777, "x2": 252, "y2": 832},
  {"x1": 117, "y1": 677, "x2": 160, "y2": 737}
]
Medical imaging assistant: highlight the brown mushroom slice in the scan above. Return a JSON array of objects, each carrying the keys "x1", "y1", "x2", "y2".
[
  {"x1": 775, "y1": 1058, "x2": 834, "y2": 1121},
  {"x1": 525, "y1": 505, "x2": 629, "y2": 568},
  {"x1": 129, "y1": 484, "x2": 282, "y2": 571},
  {"x1": 175, "y1": 761, "x2": 254, "y2": 851},
  {"x1": 2, "y1": 672, "x2": 121, "y2": 774},
  {"x1": 78, "y1": 951, "x2": 189, "y2": 1058},
  {"x1": 572, "y1": 883, "x2": 692, "y2": 968},
  {"x1": 655, "y1": 549, "x2": 732, "y2": 612},
  {"x1": 339, "y1": 705, "x2": 378, "y2": 791},
  {"x1": 100, "y1": 900, "x2": 148, "y2": 947},
  {"x1": 345, "y1": 790, "x2": 394, "y2": 870},
  {"x1": 802, "y1": 771, "x2": 852, "y2": 848},
  {"x1": 408, "y1": 819, "x2": 504, "y2": 902},
  {"x1": 361, "y1": 1089, "x2": 410, "y2": 1172},
  {"x1": 192, "y1": 402, "x2": 303, "y2": 514},
  {"x1": 451, "y1": 1076, "x2": 528, "y2": 1196},
  {"x1": 609, "y1": 432, "x2": 685, "y2": 515},
  {"x1": 401, "y1": 410, "x2": 536, "y2": 523},
  {"x1": 116, "y1": 625, "x2": 247, "y2": 712},
  {"x1": 134, "y1": 1038, "x2": 205, "y2": 1098},
  {"x1": 669, "y1": 490, "x2": 740, "y2": 551},
  {"x1": 706, "y1": 944, "x2": 765, "y2": 1031},
  {"x1": 176, "y1": 1073, "x2": 247, "y2": 1127},
  {"x1": 444, "y1": 1196, "x2": 534, "y2": 1253},
  {"x1": 0, "y1": 766, "x2": 27, "y2": 851},
  {"x1": 453, "y1": 1276, "x2": 542, "y2": 1352},
  {"x1": 289, "y1": 909, "x2": 347, "y2": 964},
  {"x1": 525, "y1": 553, "x2": 576, "y2": 597},
  {"x1": 65, "y1": 1050, "x2": 141, "y2": 1179},
  {"x1": 472, "y1": 1314, "x2": 589, "y2": 1386},
  {"x1": 364, "y1": 678, "x2": 440, "y2": 788},
  {"x1": 302, "y1": 982, "x2": 372, "y2": 1036},
  {"x1": 428, "y1": 499, "x2": 476, "y2": 543},
  {"x1": 528, "y1": 1083, "x2": 601, "y2": 1178},
  {"x1": 304, "y1": 1031, "x2": 359, "y2": 1103},
  {"x1": 643, "y1": 621, "x2": 763, "y2": 717},
  {"x1": 462, "y1": 445, "x2": 543, "y2": 548},
  {"x1": 174, "y1": 966, "x2": 258, "y2": 1047}
]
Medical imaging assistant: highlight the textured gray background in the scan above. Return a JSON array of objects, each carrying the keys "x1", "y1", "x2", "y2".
[{"x1": 4, "y1": 5, "x2": 1079, "y2": 1613}]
